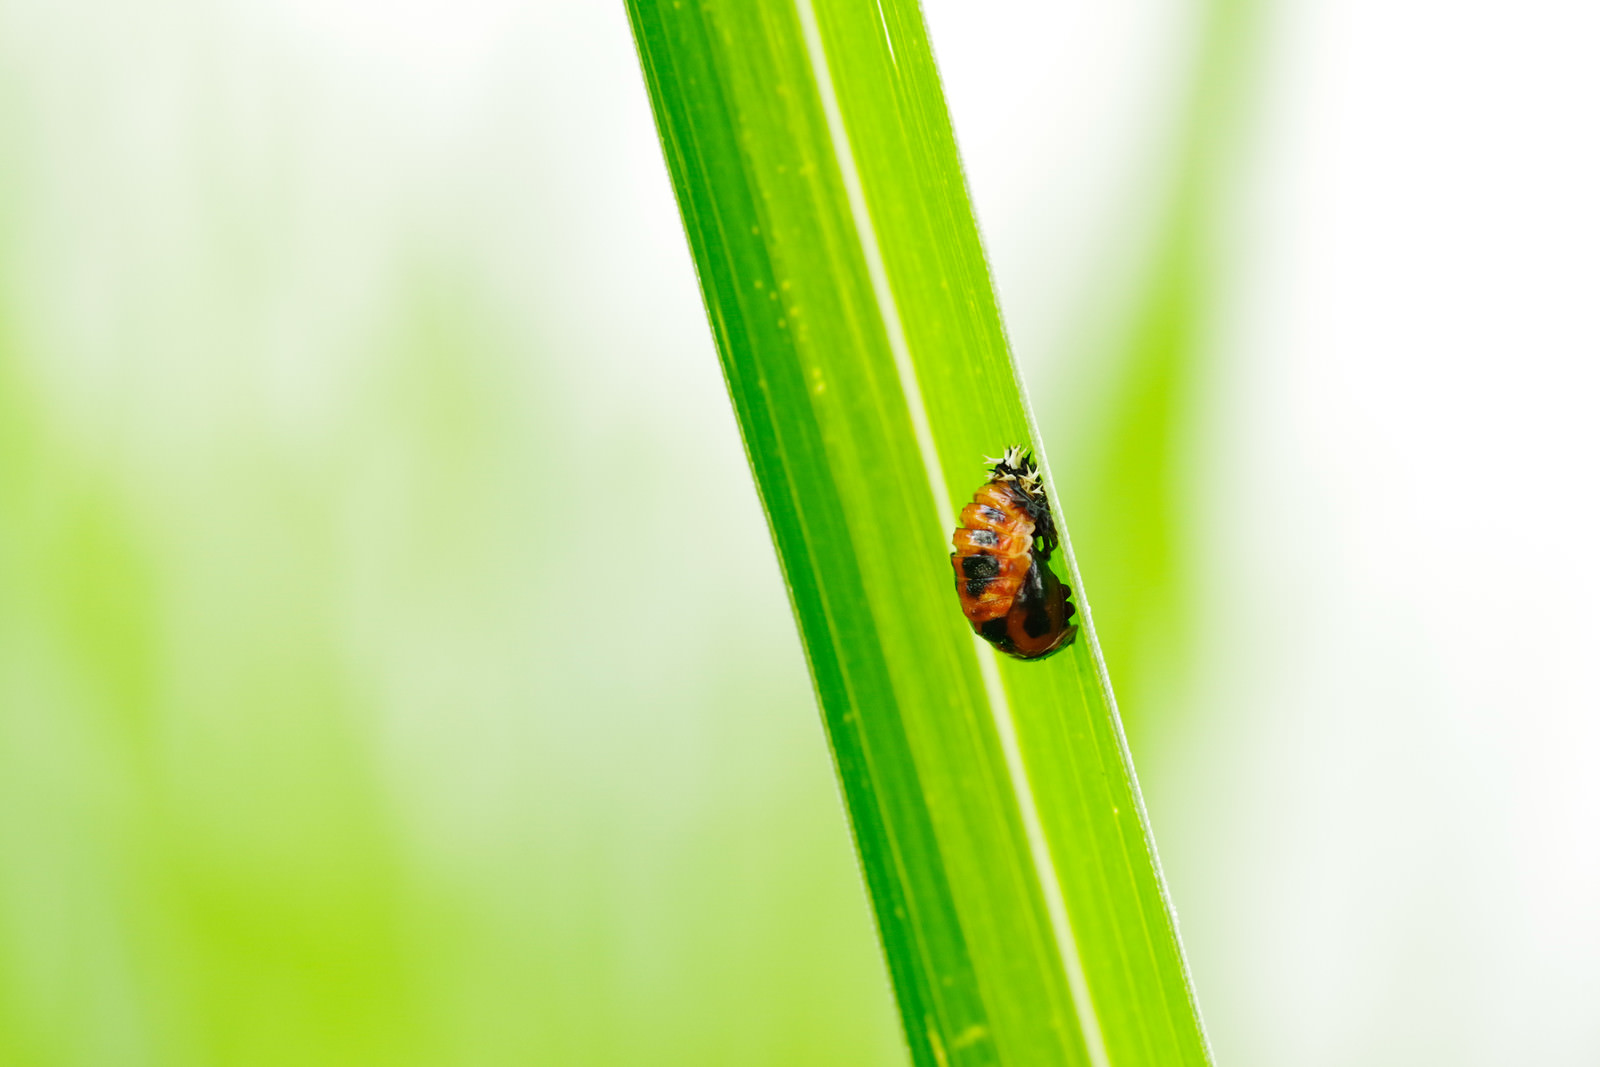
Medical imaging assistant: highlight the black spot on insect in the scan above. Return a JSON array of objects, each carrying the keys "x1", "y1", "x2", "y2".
[
  {"x1": 1022, "y1": 599, "x2": 1053, "y2": 638},
  {"x1": 969, "y1": 529, "x2": 999, "y2": 547},
  {"x1": 979, "y1": 616, "x2": 1013, "y2": 650},
  {"x1": 961, "y1": 554, "x2": 1000, "y2": 579},
  {"x1": 965, "y1": 577, "x2": 994, "y2": 598},
  {"x1": 1012, "y1": 562, "x2": 1051, "y2": 638},
  {"x1": 976, "y1": 505, "x2": 1006, "y2": 524},
  {"x1": 1015, "y1": 560, "x2": 1044, "y2": 606}
]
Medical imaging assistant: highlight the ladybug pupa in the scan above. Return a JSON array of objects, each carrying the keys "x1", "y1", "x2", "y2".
[{"x1": 950, "y1": 446, "x2": 1078, "y2": 660}]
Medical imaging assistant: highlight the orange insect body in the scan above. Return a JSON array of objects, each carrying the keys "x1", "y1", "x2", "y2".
[{"x1": 950, "y1": 447, "x2": 1078, "y2": 660}]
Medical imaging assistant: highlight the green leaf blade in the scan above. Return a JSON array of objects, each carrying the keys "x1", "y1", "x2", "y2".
[{"x1": 625, "y1": 2, "x2": 1212, "y2": 1064}]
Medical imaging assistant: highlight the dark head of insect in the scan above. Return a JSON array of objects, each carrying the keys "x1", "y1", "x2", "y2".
[{"x1": 949, "y1": 446, "x2": 1078, "y2": 660}]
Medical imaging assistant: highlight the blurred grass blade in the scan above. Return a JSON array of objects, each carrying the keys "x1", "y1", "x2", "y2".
[
  {"x1": 624, "y1": 2, "x2": 1212, "y2": 1064},
  {"x1": 1060, "y1": 0, "x2": 1265, "y2": 746}
]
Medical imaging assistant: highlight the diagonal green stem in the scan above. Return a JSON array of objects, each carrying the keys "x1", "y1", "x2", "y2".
[{"x1": 625, "y1": 2, "x2": 1213, "y2": 1064}]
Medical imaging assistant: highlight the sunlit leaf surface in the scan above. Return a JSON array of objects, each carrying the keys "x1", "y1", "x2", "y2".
[{"x1": 626, "y1": 1, "x2": 1213, "y2": 1064}]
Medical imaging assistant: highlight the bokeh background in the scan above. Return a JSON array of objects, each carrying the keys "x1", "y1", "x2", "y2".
[{"x1": 1, "y1": 0, "x2": 1597, "y2": 1064}]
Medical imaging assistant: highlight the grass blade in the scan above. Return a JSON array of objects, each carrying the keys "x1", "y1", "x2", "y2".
[
  {"x1": 1058, "y1": 0, "x2": 1265, "y2": 746},
  {"x1": 625, "y1": 2, "x2": 1212, "y2": 1063}
]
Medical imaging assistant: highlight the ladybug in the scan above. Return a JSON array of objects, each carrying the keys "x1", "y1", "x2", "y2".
[{"x1": 950, "y1": 446, "x2": 1078, "y2": 660}]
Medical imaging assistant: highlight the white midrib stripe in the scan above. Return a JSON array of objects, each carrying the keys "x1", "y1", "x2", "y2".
[{"x1": 789, "y1": 4, "x2": 1112, "y2": 1066}]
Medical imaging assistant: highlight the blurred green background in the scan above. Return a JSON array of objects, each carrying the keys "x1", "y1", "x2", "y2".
[{"x1": 3, "y1": 1, "x2": 1599, "y2": 1065}]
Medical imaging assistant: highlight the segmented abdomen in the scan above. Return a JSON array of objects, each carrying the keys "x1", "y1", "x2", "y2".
[{"x1": 950, "y1": 483, "x2": 1034, "y2": 624}]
